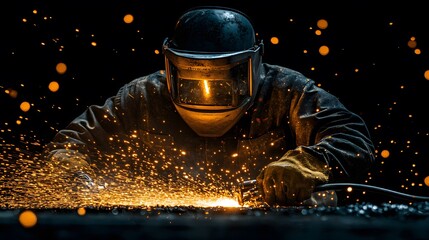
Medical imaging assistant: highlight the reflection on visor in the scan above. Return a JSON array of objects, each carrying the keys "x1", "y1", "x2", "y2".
[
  {"x1": 173, "y1": 63, "x2": 249, "y2": 107},
  {"x1": 178, "y1": 78, "x2": 247, "y2": 106}
]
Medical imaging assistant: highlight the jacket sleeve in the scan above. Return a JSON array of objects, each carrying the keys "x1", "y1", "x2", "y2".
[
  {"x1": 43, "y1": 80, "x2": 141, "y2": 165},
  {"x1": 286, "y1": 77, "x2": 375, "y2": 181}
]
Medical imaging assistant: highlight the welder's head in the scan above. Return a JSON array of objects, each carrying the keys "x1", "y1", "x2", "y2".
[{"x1": 163, "y1": 6, "x2": 264, "y2": 137}]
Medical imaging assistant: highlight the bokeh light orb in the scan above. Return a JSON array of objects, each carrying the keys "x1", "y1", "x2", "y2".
[
  {"x1": 19, "y1": 210, "x2": 37, "y2": 228},
  {"x1": 317, "y1": 19, "x2": 328, "y2": 29},
  {"x1": 20, "y1": 101, "x2": 31, "y2": 112},
  {"x1": 270, "y1": 37, "x2": 279, "y2": 45},
  {"x1": 424, "y1": 70, "x2": 429, "y2": 80},
  {"x1": 48, "y1": 81, "x2": 60, "y2": 92},
  {"x1": 77, "y1": 207, "x2": 86, "y2": 216},
  {"x1": 319, "y1": 45, "x2": 329, "y2": 56},
  {"x1": 123, "y1": 14, "x2": 134, "y2": 24},
  {"x1": 381, "y1": 150, "x2": 390, "y2": 158},
  {"x1": 56, "y1": 62, "x2": 67, "y2": 74},
  {"x1": 424, "y1": 176, "x2": 429, "y2": 187}
]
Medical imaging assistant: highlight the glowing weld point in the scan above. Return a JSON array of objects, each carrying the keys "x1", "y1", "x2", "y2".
[{"x1": 201, "y1": 197, "x2": 241, "y2": 207}]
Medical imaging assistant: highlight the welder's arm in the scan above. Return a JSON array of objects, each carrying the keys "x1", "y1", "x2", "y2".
[
  {"x1": 256, "y1": 79, "x2": 375, "y2": 206},
  {"x1": 45, "y1": 81, "x2": 141, "y2": 162},
  {"x1": 43, "y1": 98, "x2": 122, "y2": 189},
  {"x1": 47, "y1": 149, "x2": 103, "y2": 192},
  {"x1": 43, "y1": 83, "x2": 140, "y2": 189},
  {"x1": 46, "y1": 94, "x2": 132, "y2": 155},
  {"x1": 287, "y1": 80, "x2": 375, "y2": 180}
]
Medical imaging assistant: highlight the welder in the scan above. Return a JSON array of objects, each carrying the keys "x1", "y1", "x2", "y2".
[{"x1": 43, "y1": 6, "x2": 375, "y2": 207}]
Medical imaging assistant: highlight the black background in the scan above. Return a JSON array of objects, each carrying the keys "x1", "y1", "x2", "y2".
[{"x1": 1, "y1": 0, "x2": 429, "y2": 198}]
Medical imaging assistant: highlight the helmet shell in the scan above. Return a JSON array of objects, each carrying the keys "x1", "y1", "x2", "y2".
[{"x1": 170, "y1": 7, "x2": 256, "y2": 52}]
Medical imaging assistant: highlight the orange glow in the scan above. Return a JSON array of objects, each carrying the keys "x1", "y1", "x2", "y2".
[
  {"x1": 77, "y1": 207, "x2": 86, "y2": 216},
  {"x1": 123, "y1": 14, "x2": 134, "y2": 24},
  {"x1": 48, "y1": 81, "x2": 60, "y2": 92},
  {"x1": 315, "y1": 29, "x2": 322, "y2": 36},
  {"x1": 317, "y1": 19, "x2": 328, "y2": 29},
  {"x1": 203, "y1": 80, "x2": 210, "y2": 95},
  {"x1": 56, "y1": 62, "x2": 67, "y2": 74},
  {"x1": 408, "y1": 36, "x2": 417, "y2": 48},
  {"x1": 201, "y1": 197, "x2": 241, "y2": 207},
  {"x1": 424, "y1": 70, "x2": 429, "y2": 80},
  {"x1": 20, "y1": 101, "x2": 31, "y2": 112},
  {"x1": 5, "y1": 89, "x2": 18, "y2": 98},
  {"x1": 424, "y1": 176, "x2": 429, "y2": 187},
  {"x1": 319, "y1": 45, "x2": 329, "y2": 56},
  {"x1": 19, "y1": 210, "x2": 37, "y2": 228},
  {"x1": 270, "y1": 37, "x2": 279, "y2": 45},
  {"x1": 381, "y1": 150, "x2": 390, "y2": 158}
]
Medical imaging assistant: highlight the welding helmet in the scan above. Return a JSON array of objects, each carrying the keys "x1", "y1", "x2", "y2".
[{"x1": 163, "y1": 6, "x2": 264, "y2": 137}]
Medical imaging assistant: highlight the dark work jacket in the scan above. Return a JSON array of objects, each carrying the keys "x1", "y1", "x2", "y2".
[{"x1": 44, "y1": 63, "x2": 375, "y2": 190}]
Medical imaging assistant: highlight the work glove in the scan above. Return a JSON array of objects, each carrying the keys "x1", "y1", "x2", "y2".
[
  {"x1": 256, "y1": 147, "x2": 330, "y2": 206},
  {"x1": 48, "y1": 149, "x2": 104, "y2": 193}
]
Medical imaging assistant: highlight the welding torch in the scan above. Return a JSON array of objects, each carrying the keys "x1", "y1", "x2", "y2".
[{"x1": 235, "y1": 179, "x2": 429, "y2": 206}]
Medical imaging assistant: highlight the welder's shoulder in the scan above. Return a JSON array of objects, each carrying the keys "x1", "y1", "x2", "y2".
[
  {"x1": 123, "y1": 70, "x2": 167, "y2": 93},
  {"x1": 263, "y1": 63, "x2": 316, "y2": 90}
]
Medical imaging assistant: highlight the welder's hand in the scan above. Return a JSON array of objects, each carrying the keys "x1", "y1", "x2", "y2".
[
  {"x1": 256, "y1": 148, "x2": 330, "y2": 206},
  {"x1": 71, "y1": 170, "x2": 99, "y2": 192},
  {"x1": 48, "y1": 149, "x2": 104, "y2": 193}
]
